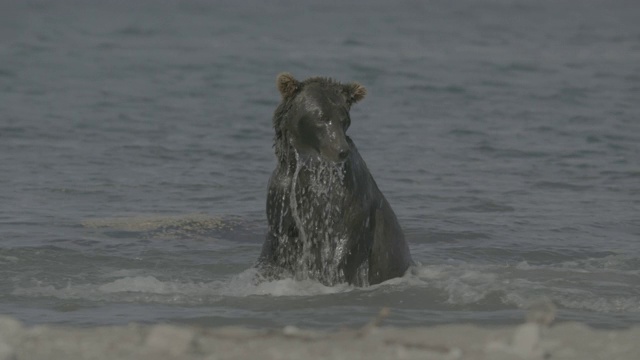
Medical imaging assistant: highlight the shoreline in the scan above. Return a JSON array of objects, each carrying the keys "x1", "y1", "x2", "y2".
[{"x1": 1, "y1": 315, "x2": 638, "y2": 360}]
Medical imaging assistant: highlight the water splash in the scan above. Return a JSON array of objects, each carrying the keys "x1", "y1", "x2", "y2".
[
  {"x1": 276, "y1": 150, "x2": 353, "y2": 285},
  {"x1": 289, "y1": 149, "x2": 308, "y2": 261}
]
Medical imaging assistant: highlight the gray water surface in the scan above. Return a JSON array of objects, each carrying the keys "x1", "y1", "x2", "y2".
[{"x1": 1, "y1": 0, "x2": 639, "y2": 329}]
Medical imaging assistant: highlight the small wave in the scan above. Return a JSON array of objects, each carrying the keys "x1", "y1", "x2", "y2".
[
  {"x1": 496, "y1": 62, "x2": 543, "y2": 73},
  {"x1": 516, "y1": 255, "x2": 640, "y2": 274},
  {"x1": 221, "y1": 268, "x2": 353, "y2": 297},
  {"x1": 11, "y1": 269, "x2": 355, "y2": 304},
  {"x1": 10, "y1": 256, "x2": 639, "y2": 314},
  {"x1": 82, "y1": 213, "x2": 235, "y2": 232},
  {"x1": 0, "y1": 255, "x2": 19, "y2": 264},
  {"x1": 554, "y1": 295, "x2": 640, "y2": 313},
  {"x1": 532, "y1": 181, "x2": 593, "y2": 191},
  {"x1": 410, "y1": 264, "x2": 503, "y2": 305},
  {"x1": 113, "y1": 25, "x2": 159, "y2": 37},
  {"x1": 446, "y1": 199, "x2": 515, "y2": 213},
  {"x1": 408, "y1": 84, "x2": 466, "y2": 94},
  {"x1": 403, "y1": 259, "x2": 640, "y2": 313},
  {"x1": 81, "y1": 213, "x2": 256, "y2": 241},
  {"x1": 98, "y1": 276, "x2": 173, "y2": 294},
  {"x1": 11, "y1": 277, "x2": 223, "y2": 305}
]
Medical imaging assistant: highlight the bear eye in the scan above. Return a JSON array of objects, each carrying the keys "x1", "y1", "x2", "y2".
[{"x1": 302, "y1": 115, "x2": 324, "y2": 129}]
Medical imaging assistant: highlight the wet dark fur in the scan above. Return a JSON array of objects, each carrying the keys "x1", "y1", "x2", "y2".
[{"x1": 257, "y1": 73, "x2": 412, "y2": 286}]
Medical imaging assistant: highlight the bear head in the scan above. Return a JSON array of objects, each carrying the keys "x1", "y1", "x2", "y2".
[{"x1": 272, "y1": 72, "x2": 367, "y2": 163}]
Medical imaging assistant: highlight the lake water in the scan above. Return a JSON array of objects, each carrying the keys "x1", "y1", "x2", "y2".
[{"x1": 1, "y1": 0, "x2": 639, "y2": 329}]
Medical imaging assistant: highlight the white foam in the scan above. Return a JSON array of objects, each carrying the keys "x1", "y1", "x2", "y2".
[
  {"x1": 220, "y1": 268, "x2": 353, "y2": 297},
  {"x1": 10, "y1": 260, "x2": 639, "y2": 314},
  {"x1": 410, "y1": 264, "x2": 502, "y2": 304},
  {"x1": 403, "y1": 262, "x2": 640, "y2": 313},
  {"x1": 11, "y1": 268, "x2": 355, "y2": 304},
  {"x1": 0, "y1": 255, "x2": 19, "y2": 264},
  {"x1": 98, "y1": 276, "x2": 170, "y2": 294},
  {"x1": 12, "y1": 277, "x2": 221, "y2": 304}
]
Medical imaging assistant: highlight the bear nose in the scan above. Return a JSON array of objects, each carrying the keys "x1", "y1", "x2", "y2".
[{"x1": 338, "y1": 148, "x2": 350, "y2": 161}]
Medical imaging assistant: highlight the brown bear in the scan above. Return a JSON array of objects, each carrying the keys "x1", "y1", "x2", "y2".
[{"x1": 257, "y1": 73, "x2": 412, "y2": 286}]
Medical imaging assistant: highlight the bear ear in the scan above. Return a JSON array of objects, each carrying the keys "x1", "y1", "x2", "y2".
[
  {"x1": 276, "y1": 72, "x2": 299, "y2": 99},
  {"x1": 343, "y1": 82, "x2": 367, "y2": 104}
]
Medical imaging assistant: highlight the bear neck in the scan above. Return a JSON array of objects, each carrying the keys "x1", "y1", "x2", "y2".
[
  {"x1": 272, "y1": 99, "x2": 296, "y2": 166},
  {"x1": 273, "y1": 130, "x2": 295, "y2": 169}
]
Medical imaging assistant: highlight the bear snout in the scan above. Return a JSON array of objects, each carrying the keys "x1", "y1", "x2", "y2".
[
  {"x1": 338, "y1": 147, "x2": 350, "y2": 161},
  {"x1": 320, "y1": 133, "x2": 350, "y2": 162},
  {"x1": 319, "y1": 144, "x2": 349, "y2": 163},
  {"x1": 323, "y1": 139, "x2": 350, "y2": 163}
]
